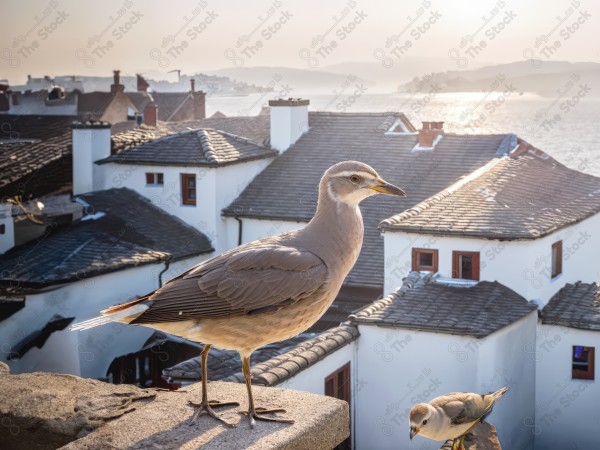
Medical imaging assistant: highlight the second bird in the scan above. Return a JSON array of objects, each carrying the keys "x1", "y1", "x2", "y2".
[{"x1": 73, "y1": 160, "x2": 406, "y2": 428}]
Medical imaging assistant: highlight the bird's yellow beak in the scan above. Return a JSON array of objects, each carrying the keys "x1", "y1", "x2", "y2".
[
  {"x1": 369, "y1": 178, "x2": 406, "y2": 196},
  {"x1": 410, "y1": 426, "x2": 418, "y2": 440}
]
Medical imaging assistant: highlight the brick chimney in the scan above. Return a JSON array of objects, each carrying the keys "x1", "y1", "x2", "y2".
[
  {"x1": 268, "y1": 98, "x2": 309, "y2": 153},
  {"x1": 144, "y1": 103, "x2": 158, "y2": 126},
  {"x1": 110, "y1": 70, "x2": 124, "y2": 94},
  {"x1": 192, "y1": 85, "x2": 205, "y2": 120},
  {"x1": 417, "y1": 121, "x2": 444, "y2": 148},
  {"x1": 137, "y1": 74, "x2": 149, "y2": 92},
  {"x1": 0, "y1": 203, "x2": 15, "y2": 254},
  {"x1": 71, "y1": 121, "x2": 112, "y2": 195}
]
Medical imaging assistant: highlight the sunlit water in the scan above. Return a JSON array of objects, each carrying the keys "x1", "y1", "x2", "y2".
[{"x1": 207, "y1": 92, "x2": 600, "y2": 176}]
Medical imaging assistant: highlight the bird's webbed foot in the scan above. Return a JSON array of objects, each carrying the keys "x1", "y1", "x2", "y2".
[
  {"x1": 241, "y1": 406, "x2": 295, "y2": 429},
  {"x1": 188, "y1": 399, "x2": 239, "y2": 427}
]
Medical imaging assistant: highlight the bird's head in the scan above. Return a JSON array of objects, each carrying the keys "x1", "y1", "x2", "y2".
[
  {"x1": 409, "y1": 403, "x2": 433, "y2": 440},
  {"x1": 321, "y1": 161, "x2": 406, "y2": 207}
]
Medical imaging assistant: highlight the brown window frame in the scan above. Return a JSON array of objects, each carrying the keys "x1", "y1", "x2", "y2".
[
  {"x1": 551, "y1": 240, "x2": 563, "y2": 278},
  {"x1": 181, "y1": 173, "x2": 196, "y2": 206},
  {"x1": 145, "y1": 172, "x2": 164, "y2": 186},
  {"x1": 325, "y1": 362, "x2": 351, "y2": 450},
  {"x1": 572, "y1": 346, "x2": 594, "y2": 380},
  {"x1": 412, "y1": 248, "x2": 439, "y2": 272},
  {"x1": 452, "y1": 251, "x2": 480, "y2": 281}
]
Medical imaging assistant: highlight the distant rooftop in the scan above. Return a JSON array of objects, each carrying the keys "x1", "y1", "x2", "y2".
[
  {"x1": 541, "y1": 282, "x2": 600, "y2": 331},
  {"x1": 381, "y1": 143, "x2": 600, "y2": 239},
  {"x1": 100, "y1": 128, "x2": 277, "y2": 167},
  {"x1": 350, "y1": 272, "x2": 537, "y2": 338},
  {"x1": 0, "y1": 188, "x2": 212, "y2": 291}
]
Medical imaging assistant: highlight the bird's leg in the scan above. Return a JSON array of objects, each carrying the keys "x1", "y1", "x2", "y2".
[
  {"x1": 458, "y1": 434, "x2": 466, "y2": 450},
  {"x1": 240, "y1": 355, "x2": 295, "y2": 428},
  {"x1": 188, "y1": 344, "x2": 239, "y2": 427}
]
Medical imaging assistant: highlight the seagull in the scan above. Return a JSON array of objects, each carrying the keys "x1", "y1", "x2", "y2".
[
  {"x1": 409, "y1": 387, "x2": 508, "y2": 450},
  {"x1": 73, "y1": 161, "x2": 405, "y2": 428}
]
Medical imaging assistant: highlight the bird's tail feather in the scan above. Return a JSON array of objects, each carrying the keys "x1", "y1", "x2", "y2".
[
  {"x1": 492, "y1": 386, "x2": 508, "y2": 401},
  {"x1": 71, "y1": 297, "x2": 150, "y2": 331}
]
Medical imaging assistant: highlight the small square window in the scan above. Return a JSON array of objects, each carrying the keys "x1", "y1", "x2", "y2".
[
  {"x1": 412, "y1": 248, "x2": 438, "y2": 272},
  {"x1": 145, "y1": 172, "x2": 164, "y2": 186},
  {"x1": 572, "y1": 346, "x2": 594, "y2": 380},
  {"x1": 452, "y1": 251, "x2": 480, "y2": 280},
  {"x1": 181, "y1": 173, "x2": 196, "y2": 206},
  {"x1": 0, "y1": 224, "x2": 5, "y2": 234},
  {"x1": 551, "y1": 240, "x2": 563, "y2": 278}
]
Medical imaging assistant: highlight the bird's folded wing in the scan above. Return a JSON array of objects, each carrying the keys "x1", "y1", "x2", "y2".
[
  {"x1": 433, "y1": 393, "x2": 487, "y2": 425},
  {"x1": 132, "y1": 244, "x2": 328, "y2": 324}
]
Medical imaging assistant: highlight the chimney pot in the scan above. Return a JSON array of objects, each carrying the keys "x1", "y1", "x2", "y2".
[
  {"x1": 190, "y1": 78, "x2": 196, "y2": 93},
  {"x1": 144, "y1": 104, "x2": 158, "y2": 126},
  {"x1": 111, "y1": 70, "x2": 124, "y2": 94}
]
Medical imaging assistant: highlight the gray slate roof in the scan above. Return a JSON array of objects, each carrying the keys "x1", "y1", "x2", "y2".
[
  {"x1": 0, "y1": 188, "x2": 212, "y2": 290},
  {"x1": 223, "y1": 112, "x2": 512, "y2": 287},
  {"x1": 380, "y1": 144, "x2": 600, "y2": 239},
  {"x1": 350, "y1": 272, "x2": 537, "y2": 338},
  {"x1": 224, "y1": 322, "x2": 359, "y2": 386},
  {"x1": 99, "y1": 128, "x2": 277, "y2": 167},
  {"x1": 541, "y1": 282, "x2": 600, "y2": 331}
]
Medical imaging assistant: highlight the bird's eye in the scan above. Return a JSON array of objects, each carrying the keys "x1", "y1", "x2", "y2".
[
  {"x1": 349, "y1": 175, "x2": 360, "y2": 184},
  {"x1": 422, "y1": 419, "x2": 428, "y2": 425}
]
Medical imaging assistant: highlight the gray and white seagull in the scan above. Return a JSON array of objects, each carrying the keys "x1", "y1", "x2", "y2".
[
  {"x1": 73, "y1": 161, "x2": 405, "y2": 428},
  {"x1": 409, "y1": 387, "x2": 508, "y2": 450}
]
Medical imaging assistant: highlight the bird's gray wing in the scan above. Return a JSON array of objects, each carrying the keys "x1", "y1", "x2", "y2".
[
  {"x1": 431, "y1": 393, "x2": 487, "y2": 425},
  {"x1": 132, "y1": 243, "x2": 328, "y2": 324}
]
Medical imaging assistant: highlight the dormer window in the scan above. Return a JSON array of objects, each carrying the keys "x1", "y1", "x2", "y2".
[
  {"x1": 452, "y1": 251, "x2": 480, "y2": 281},
  {"x1": 145, "y1": 172, "x2": 164, "y2": 186},
  {"x1": 412, "y1": 248, "x2": 439, "y2": 272}
]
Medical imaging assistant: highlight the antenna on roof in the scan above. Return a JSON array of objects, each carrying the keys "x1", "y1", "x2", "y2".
[{"x1": 168, "y1": 69, "x2": 181, "y2": 82}]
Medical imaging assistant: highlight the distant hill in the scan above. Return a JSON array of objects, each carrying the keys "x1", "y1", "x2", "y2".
[
  {"x1": 399, "y1": 61, "x2": 600, "y2": 97},
  {"x1": 206, "y1": 66, "x2": 373, "y2": 94}
]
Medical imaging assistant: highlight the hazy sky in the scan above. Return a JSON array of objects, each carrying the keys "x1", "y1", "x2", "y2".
[{"x1": 2, "y1": 0, "x2": 599, "y2": 83}]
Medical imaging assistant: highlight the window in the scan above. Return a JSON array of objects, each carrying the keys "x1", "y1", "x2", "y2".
[
  {"x1": 551, "y1": 240, "x2": 563, "y2": 278},
  {"x1": 145, "y1": 172, "x2": 164, "y2": 186},
  {"x1": 181, "y1": 173, "x2": 196, "y2": 205},
  {"x1": 452, "y1": 251, "x2": 480, "y2": 280},
  {"x1": 572, "y1": 346, "x2": 594, "y2": 380},
  {"x1": 412, "y1": 248, "x2": 438, "y2": 272},
  {"x1": 325, "y1": 362, "x2": 351, "y2": 450},
  {"x1": 0, "y1": 224, "x2": 4, "y2": 234}
]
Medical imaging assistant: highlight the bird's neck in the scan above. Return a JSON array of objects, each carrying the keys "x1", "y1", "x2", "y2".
[{"x1": 303, "y1": 189, "x2": 364, "y2": 271}]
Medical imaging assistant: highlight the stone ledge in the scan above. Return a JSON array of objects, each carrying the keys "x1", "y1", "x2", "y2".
[{"x1": 0, "y1": 369, "x2": 349, "y2": 450}]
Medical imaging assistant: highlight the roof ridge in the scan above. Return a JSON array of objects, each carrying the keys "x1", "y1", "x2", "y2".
[
  {"x1": 196, "y1": 129, "x2": 218, "y2": 163},
  {"x1": 380, "y1": 155, "x2": 508, "y2": 230}
]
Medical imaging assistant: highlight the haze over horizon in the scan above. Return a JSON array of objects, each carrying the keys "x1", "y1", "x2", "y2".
[{"x1": 2, "y1": 0, "x2": 599, "y2": 85}]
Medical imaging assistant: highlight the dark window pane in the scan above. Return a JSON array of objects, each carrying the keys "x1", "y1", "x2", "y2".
[
  {"x1": 460, "y1": 255, "x2": 473, "y2": 279},
  {"x1": 157, "y1": 173, "x2": 164, "y2": 185},
  {"x1": 418, "y1": 252, "x2": 433, "y2": 267},
  {"x1": 146, "y1": 173, "x2": 153, "y2": 184},
  {"x1": 325, "y1": 378, "x2": 334, "y2": 397}
]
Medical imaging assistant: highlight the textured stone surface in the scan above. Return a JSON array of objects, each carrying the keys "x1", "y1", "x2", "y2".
[{"x1": 0, "y1": 369, "x2": 349, "y2": 450}]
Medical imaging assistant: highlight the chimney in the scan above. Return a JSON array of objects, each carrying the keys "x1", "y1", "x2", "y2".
[
  {"x1": 268, "y1": 98, "x2": 309, "y2": 153},
  {"x1": 71, "y1": 121, "x2": 112, "y2": 195},
  {"x1": 137, "y1": 74, "x2": 149, "y2": 92},
  {"x1": 417, "y1": 121, "x2": 443, "y2": 148},
  {"x1": 0, "y1": 203, "x2": 15, "y2": 255},
  {"x1": 144, "y1": 103, "x2": 158, "y2": 126},
  {"x1": 190, "y1": 78, "x2": 196, "y2": 93},
  {"x1": 192, "y1": 89, "x2": 205, "y2": 120},
  {"x1": 110, "y1": 70, "x2": 124, "y2": 94}
]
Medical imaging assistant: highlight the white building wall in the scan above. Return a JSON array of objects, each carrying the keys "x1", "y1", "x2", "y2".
[
  {"x1": 277, "y1": 343, "x2": 356, "y2": 447},
  {"x1": 101, "y1": 163, "x2": 216, "y2": 238},
  {"x1": 534, "y1": 324, "x2": 600, "y2": 450},
  {"x1": 233, "y1": 217, "x2": 306, "y2": 248},
  {"x1": 0, "y1": 254, "x2": 207, "y2": 379},
  {"x1": 354, "y1": 315, "x2": 536, "y2": 450},
  {"x1": 0, "y1": 203, "x2": 15, "y2": 254},
  {"x1": 215, "y1": 159, "x2": 274, "y2": 252},
  {"x1": 383, "y1": 213, "x2": 600, "y2": 307}
]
